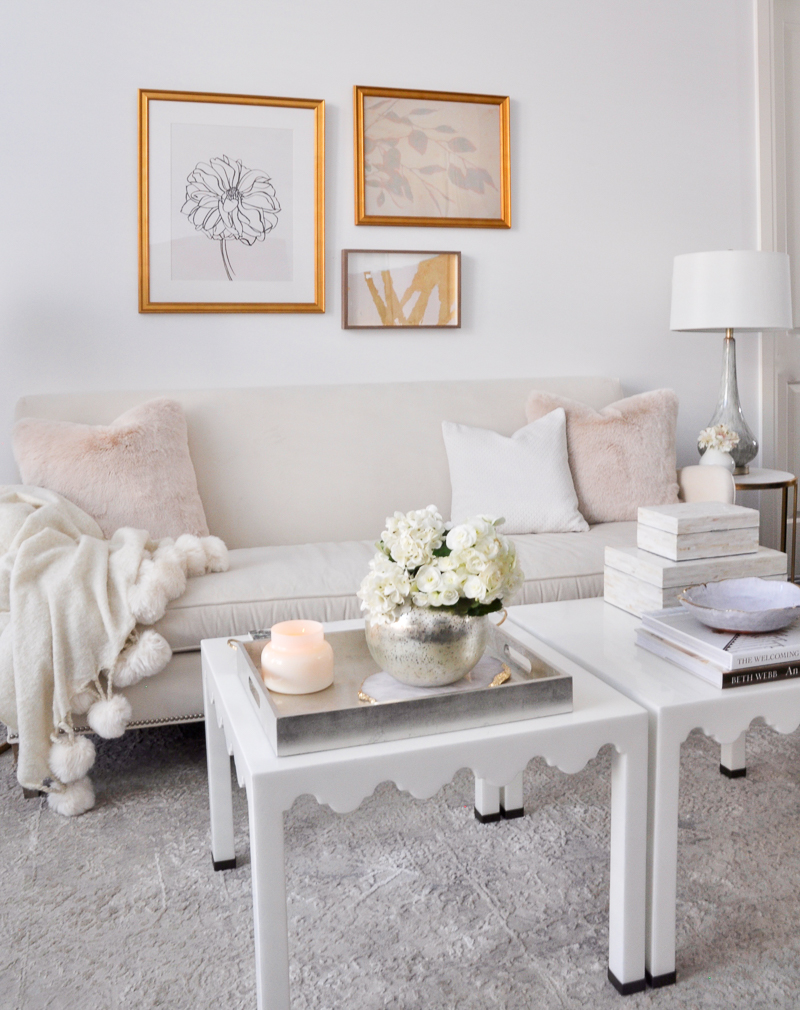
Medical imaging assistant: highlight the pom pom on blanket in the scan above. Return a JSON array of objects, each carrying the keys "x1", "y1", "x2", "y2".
[
  {"x1": 47, "y1": 776, "x2": 95, "y2": 817},
  {"x1": 49, "y1": 735, "x2": 95, "y2": 783},
  {"x1": 201, "y1": 536, "x2": 229, "y2": 573},
  {"x1": 175, "y1": 534, "x2": 208, "y2": 577},
  {"x1": 114, "y1": 629, "x2": 172, "y2": 689},
  {"x1": 87, "y1": 694, "x2": 132, "y2": 739}
]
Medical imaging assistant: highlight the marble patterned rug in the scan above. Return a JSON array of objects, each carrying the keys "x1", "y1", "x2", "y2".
[{"x1": 1, "y1": 719, "x2": 799, "y2": 1010}]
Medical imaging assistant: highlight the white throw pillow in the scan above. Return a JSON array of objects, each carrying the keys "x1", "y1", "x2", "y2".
[{"x1": 442, "y1": 408, "x2": 589, "y2": 534}]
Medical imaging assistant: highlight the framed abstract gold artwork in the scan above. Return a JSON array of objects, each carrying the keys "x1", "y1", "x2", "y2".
[
  {"x1": 139, "y1": 89, "x2": 325, "y2": 313},
  {"x1": 353, "y1": 86, "x2": 510, "y2": 229},
  {"x1": 342, "y1": 249, "x2": 461, "y2": 329}
]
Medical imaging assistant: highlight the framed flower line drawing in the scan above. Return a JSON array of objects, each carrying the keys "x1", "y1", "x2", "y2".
[
  {"x1": 354, "y1": 86, "x2": 510, "y2": 229},
  {"x1": 138, "y1": 89, "x2": 324, "y2": 313},
  {"x1": 342, "y1": 250, "x2": 460, "y2": 329}
]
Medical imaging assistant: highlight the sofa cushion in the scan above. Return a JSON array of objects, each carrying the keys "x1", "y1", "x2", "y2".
[
  {"x1": 442, "y1": 410, "x2": 589, "y2": 534},
  {"x1": 13, "y1": 398, "x2": 209, "y2": 539},
  {"x1": 155, "y1": 523, "x2": 637, "y2": 652},
  {"x1": 525, "y1": 389, "x2": 679, "y2": 524}
]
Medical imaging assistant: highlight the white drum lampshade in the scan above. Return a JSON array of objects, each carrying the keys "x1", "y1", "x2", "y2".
[
  {"x1": 670, "y1": 250, "x2": 794, "y2": 474},
  {"x1": 670, "y1": 251, "x2": 793, "y2": 332}
]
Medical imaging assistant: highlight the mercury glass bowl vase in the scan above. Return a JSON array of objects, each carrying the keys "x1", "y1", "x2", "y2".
[{"x1": 365, "y1": 604, "x2": 491, "y2": 687}]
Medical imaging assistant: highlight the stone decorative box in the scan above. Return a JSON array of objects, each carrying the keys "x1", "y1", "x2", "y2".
[
  {"x1": 636, "y1": 502, "x2": 760, "y2": 562},
  {"x1": 604, "y1": 544, "x2": 787, "y2": 617}
]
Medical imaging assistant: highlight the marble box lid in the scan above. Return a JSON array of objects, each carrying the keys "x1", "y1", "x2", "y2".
[{"x1": 637, "y1": 502, "x2": 759, "y2": 536}]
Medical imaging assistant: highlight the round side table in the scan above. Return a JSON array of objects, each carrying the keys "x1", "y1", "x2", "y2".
[{"x1": 734, "y1": 468, "x2": 797, "y2": 582}]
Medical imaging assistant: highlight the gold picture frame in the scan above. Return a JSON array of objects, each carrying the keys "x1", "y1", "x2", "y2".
[
  {"x1": 354, "y1": 85, "x2": 510, "y2": 229},
  {"x1": 139, "y1": 89, "x2": 325, "y2": 313},
  {"x1": 342, "y1": 249, "x2": 461, "y2": 329}
]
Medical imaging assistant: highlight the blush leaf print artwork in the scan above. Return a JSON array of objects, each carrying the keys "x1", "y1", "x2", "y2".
[
  {"x1": 181, "y1": 155, "x2": 281, "y2": 280},
  {"x1": 362, "y1": 95, "x2": 504, "y2": 222}
]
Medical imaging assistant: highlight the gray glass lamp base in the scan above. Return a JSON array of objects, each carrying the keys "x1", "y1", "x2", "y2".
[{"x1": 698, "y1": 331, "x2": 757, "y2": 475}]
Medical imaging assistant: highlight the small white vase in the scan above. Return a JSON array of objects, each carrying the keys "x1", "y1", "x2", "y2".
[{"x1": 699, "y1": 447, "x2": 735, "y2": 472}]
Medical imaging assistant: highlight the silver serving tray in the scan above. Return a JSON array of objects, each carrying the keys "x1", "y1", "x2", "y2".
[{"x1": 233, "y1": 623, "x2": 573, "y2": 756}]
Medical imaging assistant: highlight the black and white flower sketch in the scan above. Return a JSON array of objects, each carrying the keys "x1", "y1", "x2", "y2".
[{"x1": 181, "y1": 155, "x2": 281, "y2": 280}]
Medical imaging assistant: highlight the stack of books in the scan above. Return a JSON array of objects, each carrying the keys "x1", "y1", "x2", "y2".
[{"x1": 636, "y1": 607, "x2": 800, "y2": 689}]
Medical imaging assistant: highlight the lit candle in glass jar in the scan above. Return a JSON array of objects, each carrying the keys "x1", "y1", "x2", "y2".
[{"x1": 261, "y1": 620, "x2": 334, "y2": 695}]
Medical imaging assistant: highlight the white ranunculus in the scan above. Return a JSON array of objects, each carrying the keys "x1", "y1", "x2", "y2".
[
  {"x1": 446, "y1": 524, "x2": 477, "y2": 552},
  {"x1": 462, "y1": 575, "x2": 486, "y2": 601},
  {"x1": 474, "y1": 534, "x2": 501, "y2": 560},
  {"x1": 480, "y1": 561, "x2": 503, "y2": 598},
  {"x1": 414, "y1": 564, "x2": 442, "y2": 593},
  {"x1": 440, "y1": 569, "x2": 463, "y2": 591},
  {"x1": 412, "y1": 592, "x2": 430, "y2": 607},
  {"x1": 440, "y1": 588, "x2": 459, "y2": 606},
  {"x1": 461, "y1": 549, "x2": 485, "y2": 576}
]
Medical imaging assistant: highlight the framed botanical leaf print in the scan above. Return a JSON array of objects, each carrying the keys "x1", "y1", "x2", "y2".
[
  {"x1": 139, "y1": 89, "x2": 325, "y2": 312},
  {"x1": 354, "y1": 86, "x2": 510, "y2": 229}
]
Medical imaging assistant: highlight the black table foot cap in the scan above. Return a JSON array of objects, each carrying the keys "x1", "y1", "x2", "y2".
[
  {"x1": 473, "y1": 807, "x2": 501, "y2": 824},
  {"x1": 720, "y1": 764, "x2": 746, "y2": 779},
  {"x1": 212, "y1": 855, "x2": 236, "y2": 871},
  {"x1": 500, "y1": 806, "x2": 524, "y2": 820},
  {"x1": 646, "y1": 968, "x2": 677, "y2": 988},
  {"x1": 607, "y1": 969, "x2": 646, "y2": 995}
]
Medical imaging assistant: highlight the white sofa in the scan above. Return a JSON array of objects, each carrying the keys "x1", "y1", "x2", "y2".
[{"x1": 15, "y1": 376, "x2": 638, "y2": 728}]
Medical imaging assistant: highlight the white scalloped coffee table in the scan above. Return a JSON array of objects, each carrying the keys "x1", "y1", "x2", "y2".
[
  {"x1": 508, "y1": 597, "x2": 800, "y2": 989},
  {"x1": 202, "y1": 619, "x2": 648, "y2": 1008}
]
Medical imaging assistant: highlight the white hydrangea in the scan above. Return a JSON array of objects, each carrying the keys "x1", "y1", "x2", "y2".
[
  {"x1": 358, "y1": 507, "x2": 524, "y2": 623},
  {"x1": 381, "y1": 505, "x2": 446, "y2": 569}
]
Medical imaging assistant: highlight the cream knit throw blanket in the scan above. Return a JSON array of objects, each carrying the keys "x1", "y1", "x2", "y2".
[{"x1": 0, "y1": 487, "x2": 228, "y2": 815}]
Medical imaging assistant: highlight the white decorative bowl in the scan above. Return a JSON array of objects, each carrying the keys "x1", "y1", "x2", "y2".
[{"x1": 678, "y1": 578, "x2": 800, "y2": 633}]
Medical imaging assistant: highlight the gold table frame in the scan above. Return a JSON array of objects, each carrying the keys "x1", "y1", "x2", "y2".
[{"x1": 734, "y1": 468, "x2": 798, "y2": 582}]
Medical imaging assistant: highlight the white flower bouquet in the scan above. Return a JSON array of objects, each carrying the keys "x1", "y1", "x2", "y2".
[
  {"x1": 698, "y1": 424, "x2": 740, "y2": 453},
  {"x1": 357, "y1": 505, "x2": 524, "y2": 626}
]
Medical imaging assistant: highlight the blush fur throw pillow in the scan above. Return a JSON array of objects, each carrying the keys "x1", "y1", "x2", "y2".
[
  {"x1": 525, "y1": 388, "x2": 679, "y2": 524},
  {"x1": 13, "y1": 398, "x2": 210, "y2": 539}
]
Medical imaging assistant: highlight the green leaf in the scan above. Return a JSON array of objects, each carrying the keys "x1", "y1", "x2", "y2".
[
  {"x1": 417, "y1": 164, "x2": 445, "y2": 174},
  {"x1": 410, "y1": 108, "x2": 436, "y2": 114},
  {"x1": 448, "y1": 165, "x2": 467, "y2": 189},
  {"x1": 377, "y1": 191, "x2": 385, "y2": 207},
  {"x1": 408, "y1": 129, "x2": 428, "y2": 154},
  {"x1": 448, "y1": 137, "x2": 476, "y2": 153},
  {"x1": 442, "y1": 597, "x2": 504, "y2": 618},
  {"x1": 432, "y1": 544, "x2": 451, "y2": 557},
  {"x1": 434, "y1": 125, "x2": 456, "y2": 133},
  {"x1": 383, "y1": 146, "x2": 401, "y2": 170}
]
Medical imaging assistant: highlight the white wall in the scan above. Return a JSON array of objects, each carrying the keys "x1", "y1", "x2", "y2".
[{"x1": 0, "y1": 0, "x2": 757, "y2": 483}]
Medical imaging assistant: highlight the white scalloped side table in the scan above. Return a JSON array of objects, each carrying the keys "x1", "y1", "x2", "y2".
[
  {"x1": 201, "y1": 619, "x2": 649, "y2": 1008},
  {"x1": 508, "y1": 597, "x2": 800, "y2": 989}
]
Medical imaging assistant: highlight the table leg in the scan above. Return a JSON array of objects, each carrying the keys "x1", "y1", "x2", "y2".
[
  {"x1": 780, "y1": 485, "x2": 788, "y2": 555},
  {"x1": 203, "y1": 657, "x2": 236, "y2": 871},
  {"x1": 248, "y1": 779, "x2": 290, "y2": 1010},
  {"x1": 791, "y1": 481, "x2": 797, "y2": 583},
  {"x1": 645, "y1": 715, "x2": 681, "y2": 987},
  {"x1": 500, "y1": 772, "x2": 524, "y2": 819},
  {"x1": 720, "y1": 732, "x2": 746, "y2": 778},
  {"x1": 474, "y1": 777, "x2": 501, "y2": 823},
  {"x1": 606, "y1": 737, "x2": 647, "y2": 994}
]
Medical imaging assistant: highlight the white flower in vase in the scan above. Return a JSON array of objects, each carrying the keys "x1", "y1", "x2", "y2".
[{"x1": 698, "y1": 424, "x2": 740, "y2": 471}]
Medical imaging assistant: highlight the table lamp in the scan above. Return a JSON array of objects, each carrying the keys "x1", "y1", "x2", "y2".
[{"x1": 670, "y1": 250, "x2": 793, "y2": 473}]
